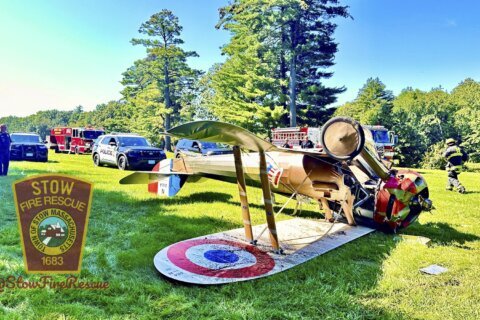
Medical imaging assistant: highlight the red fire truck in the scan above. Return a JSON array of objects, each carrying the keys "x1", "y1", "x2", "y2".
[
  {"x1": 362, "y1": 125, "x2": 397, "y2": 161},
  {"x1": 271, "y1": 127, "x2": 322, "y2": 149},
  {"x1": 47, "y1": 127, "x2": 105, "y2": 154},
  {"x1": 272, "y1": 124, "x2": 397, "y2": 161}
]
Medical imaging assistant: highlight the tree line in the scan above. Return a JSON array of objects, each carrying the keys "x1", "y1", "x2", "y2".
[
  {"x1": 1, "y1": 0, "x2": 479, "y2": 168},
  {"x1": 335, "y1": 77, "x2": 480, "y2": 166}
]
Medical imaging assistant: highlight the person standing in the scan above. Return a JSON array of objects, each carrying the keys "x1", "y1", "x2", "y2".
[
  {"x1": 443, "y1": 138, "x2": 468, "y2": 193},
  {"x1": 282, "y1": 139, "x2": 292, "y2": 148},
  {"x1": 0, "y1": 124, "x2": 12, "y2": 176},
  {"x1": 301, "y1": 135, "x2": 314, "y2": 149}
]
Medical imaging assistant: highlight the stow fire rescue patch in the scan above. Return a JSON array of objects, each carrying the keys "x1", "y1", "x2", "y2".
[{"x1": 13, "y1": 174, "x2": 93, "y2": 273}]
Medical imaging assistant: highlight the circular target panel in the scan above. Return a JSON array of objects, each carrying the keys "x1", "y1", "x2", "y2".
[{"x1": 165, "y1": 238, "x2": 275, "y2": 279}]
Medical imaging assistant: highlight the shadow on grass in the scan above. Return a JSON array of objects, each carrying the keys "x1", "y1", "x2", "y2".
[
  {"x1": 112, "y1": 190, "x2": 408, "y2": 318},
  {"x1": 85, "y1": 189, "x2": 240, "y2": 269},
  {"x1": 137, "y1": 191, "x2": 234, "y2": 206},
  {"x1": 403, "y1": 221, "x2": 479, "y2": 245},
  {"x1": 0, "y1": 171, "x2": 409, "y2": 319},
  {"x1": 414, "y1": 170, "x2": 431, "y2": 175}
]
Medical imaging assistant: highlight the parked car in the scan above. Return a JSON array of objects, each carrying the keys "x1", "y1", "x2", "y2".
[
  {"x1": 10, "y1": 133, "x2": 48, "y2": 162},
  {"x1": 174, "y1": 139, "x2": 232, "y2": 158},
  {"x1": 92, "y1": 133, "x2": 166, "y2": 170}
]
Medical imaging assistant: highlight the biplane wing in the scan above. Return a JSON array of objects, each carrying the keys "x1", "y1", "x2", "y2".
[
  {"x1": 119, "y1": 120, "x2": 335, "y2": 187},
  {"x1": 120, "y1": 118, "x2": 369, "y2": 186},
  {"x1": 119, "y1": 171, "x2": 192, "y2": 185},
  {"x1": 167, "y1": 120, "x2": 275, "y2": 152},
  {"x1": 167, "y1": 120, "x2": 331, "y2": 157}
]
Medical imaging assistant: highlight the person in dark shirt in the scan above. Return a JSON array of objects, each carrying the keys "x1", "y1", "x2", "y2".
[
  {"x1": 0, "y1": 124, "x2": 12, "y2": 176},
  {"x1": 282, "y1": 139, "x2": 292, "y2": 148},
  {"x1": 301, "y1": 136, "x2": 314, "y2": 149},
  {"x1": 443, "y1": 138, "x2": 468, "y2": 193}
]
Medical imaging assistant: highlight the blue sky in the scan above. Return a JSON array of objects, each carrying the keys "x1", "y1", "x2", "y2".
[{"x1": 0, "y1": 0, "x2": 479, "y2": 117}]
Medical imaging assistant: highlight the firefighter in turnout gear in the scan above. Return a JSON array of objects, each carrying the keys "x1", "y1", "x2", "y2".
[{"x1": 443, "y1": 138, "x2": 468, "y2": 193}]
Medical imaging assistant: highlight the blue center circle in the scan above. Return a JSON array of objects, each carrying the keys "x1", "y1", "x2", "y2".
[{"x1": 204, "y1": 250, "x2": 240, "y2": 263}]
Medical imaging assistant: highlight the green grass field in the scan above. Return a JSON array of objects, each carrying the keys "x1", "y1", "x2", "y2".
[{"x1": 0, "y1": 152, "x2": 479, "y2": 319}]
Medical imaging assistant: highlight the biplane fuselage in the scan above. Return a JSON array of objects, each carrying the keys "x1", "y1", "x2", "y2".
[{"x1": 171, "y1": 152, "x2": 342, "y2": 200}]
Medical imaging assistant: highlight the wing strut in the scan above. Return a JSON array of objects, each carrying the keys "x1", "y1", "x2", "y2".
[
  {"x1": 233, "y1": 146, "x2": 281, "y2": 252},
  {"x1": 233, "y1": 146, "x2": 254, "y2": 244},
  {"x1": 259, "y1": 151, "x2": 281, "y2": 253}
]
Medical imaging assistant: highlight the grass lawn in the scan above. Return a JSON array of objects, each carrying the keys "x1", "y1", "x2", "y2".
[{"x1": 0, "y1": 152, "x2": 479, "y2": 319}]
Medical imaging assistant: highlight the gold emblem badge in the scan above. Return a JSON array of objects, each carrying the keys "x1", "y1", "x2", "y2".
[{"x1": 13, "y1": 175, "x2": 93, "y2": 273}]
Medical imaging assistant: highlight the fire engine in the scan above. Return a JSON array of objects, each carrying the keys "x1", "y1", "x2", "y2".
[
  {"x1": 47, "y1": 127, "x2": 105, "y2": 154},
  {"x1": 271, "y1": 127, "x2": 322, "y2": 149},
  {"x1": 362, "y1": 125, "x2": 397, "y2": 161}
]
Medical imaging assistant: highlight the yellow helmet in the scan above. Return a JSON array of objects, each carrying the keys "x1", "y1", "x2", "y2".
[{"x1": 445, "y1": 138, "x2": 456, "y2": 146}]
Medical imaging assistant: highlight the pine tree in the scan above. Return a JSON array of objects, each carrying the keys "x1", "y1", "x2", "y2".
[
  {"x1": 214, "y1": 0, "x2": 349, "y2": 130},
  {"x1": 125, "y1": 10, "x2": 200, "y2": 150}
]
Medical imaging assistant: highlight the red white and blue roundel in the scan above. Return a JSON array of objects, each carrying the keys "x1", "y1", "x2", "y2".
[
  {"x1": 267, "y1": 162, "x2": 283, "y2": 188},
  {"x1": 154, "y1": 218, "x2": 375, "y2": 284},
  {"x1": 154, "y1": 238, "x2": 276, "y2": 284}
]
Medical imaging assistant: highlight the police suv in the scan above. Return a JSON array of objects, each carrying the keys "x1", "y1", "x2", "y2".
[
  {"x1": 10, "y1": 133, "x2": 48, "y2": 162},
  {"x1": 174, "y1": 139, "x2": 232, "y2": 158},
  {"x1": 92, "y1": 133, "x2": 166, "y2": 170}
]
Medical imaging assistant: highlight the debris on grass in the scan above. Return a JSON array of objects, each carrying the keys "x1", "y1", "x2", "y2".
[
  {"x1": 398, "y1": 235, "x2": 431, "y2": 246},
  {"x1": 420, "y1": 264, "x2": 448, "y2": 275}
]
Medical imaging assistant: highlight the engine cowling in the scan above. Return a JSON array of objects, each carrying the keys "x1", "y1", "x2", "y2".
[{"x1": 374, "y1": 170, "x2": 432, "y2": 232}]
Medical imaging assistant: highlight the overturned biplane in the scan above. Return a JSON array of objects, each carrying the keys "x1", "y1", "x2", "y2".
[{"x1": 120, "y1": 117, "x2": 433, "y2": 284}]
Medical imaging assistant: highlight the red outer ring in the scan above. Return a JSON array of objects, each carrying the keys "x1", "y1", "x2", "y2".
[{"x1": 166, "y1": 238, "x2": 275, "y2": 278}]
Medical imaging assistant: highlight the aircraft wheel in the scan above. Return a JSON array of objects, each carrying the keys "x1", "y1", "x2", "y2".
[{"x1": 320, "y1": 117, "x2": 365, "y2": 161}]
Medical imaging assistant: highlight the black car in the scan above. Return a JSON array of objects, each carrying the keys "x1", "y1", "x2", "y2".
[
  {"x1": 174, "y1": 139, "x2": 232, "y2": 158},
  {"x1": 92, "y1": 134, "x2": 166, "y2": 170},
  {"x1": 10, "y1": 133, "x2": 48, "y2": 162}
]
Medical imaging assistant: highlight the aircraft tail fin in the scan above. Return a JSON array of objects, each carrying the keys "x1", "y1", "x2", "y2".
[
  {"x1": 119, "y1": 159, "x2": 189, "y2": 197},
  {"x1": 147, "y1": 159, "x2": 188, "y2": 197}
]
